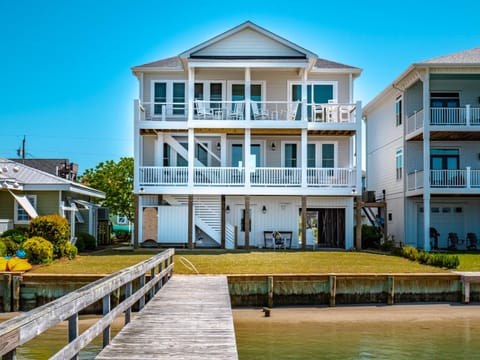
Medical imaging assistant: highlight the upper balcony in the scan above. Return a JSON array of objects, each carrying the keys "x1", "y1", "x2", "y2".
[
  {"x1": 137, "y1": 100, "x2": 360, "y2": 131},
  {"x1": 138, "y1": 166, "x2": 357, "y2": 196},
  {"x1": 407, "y1": 168, "x2": 480, "y2": 196},
  {"x1": 406, "y1": 106, "x2": 480, "y2": 140}
]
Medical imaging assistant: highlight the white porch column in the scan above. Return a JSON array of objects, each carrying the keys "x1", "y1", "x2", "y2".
[
  {"x1": 356, "y1": 101, "x2": 363, "y2": 192},
  {"x1": 301, "y1": 70, "x2": 308, "y2": 121},
  {"x1": 422, "y1": 70, "x2": 431, "y2": 251},
  {"x1": 188, "y1": 128, "x2": 195, "y2": 188},
  {"x1": 188, "y1": 67, "x2": 195, "y2": 122},
  {"x1": 156, "y1": 132, "x2": 164, "y2": 166},
  {"x1": 133, "y1": 99, "x2": 141, "y2": 192},
  {"x1": 220, "y1": 133, "x2": 227, "y2": 167},
  {"x1": 466, "y1": 104, "x2": 471, "y2": 126},
  {"x1": 301, "y1": 129, "x2": 307, "y2": 187},
  {"x1": 245, "y1": 67, "x2": 251, "y2": 121},
  {"x1": 244, "y1": 128, "x2": 251, "y2": 187}
]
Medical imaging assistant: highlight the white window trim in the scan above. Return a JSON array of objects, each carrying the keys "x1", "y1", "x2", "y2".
[
  {"x1": 395, "y1": 96, "x2": 403, "y2": 127},
  {"x1": 194, "y1": 80, "x2": 227, "y2": 101},
  {"x1": 151, "y1": 80, "x2": 187, "y2": 118},
  {"x1": 228, "y1": 141, "x2": 265, "y2": 167},
  {"x1": 307, "y1": 141, "x2": 338, "y2": 168},
  {"x1": 287, "y1": 81, "x2": 338, "y2": 103},
  {"x1": 226, "y1": 80, "x2": 266, "y2": 101},
  {"x1": 281, "y1": 141, "x2": 301, "y2": 168},
  {"x1": 14, "y1": 194, "x2": 37, "y2": 224}
]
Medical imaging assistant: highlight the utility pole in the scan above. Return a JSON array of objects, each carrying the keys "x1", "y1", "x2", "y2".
[{"x1": 16, "y1": 135, "x2": 26, "y2": 162}]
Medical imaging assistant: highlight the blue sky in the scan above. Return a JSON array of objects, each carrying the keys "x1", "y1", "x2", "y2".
[{"x1": 1, "y1": 0, "x2": 480, "y2": 174}]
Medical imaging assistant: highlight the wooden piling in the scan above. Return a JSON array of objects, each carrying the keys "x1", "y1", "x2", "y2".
[
  {"x1": 267, "y1": 276, "x2": 273, "y2": 308},
  {"x1": 329, "y1": 275, "x2": 336, "y2": 307},
  {"x1": 3, "y1": 274, "x2": 12, "y2": 312},
  {"x1": 387, "y1": 276, "x2": 394, "y2": 305},
  {"x1": 12, "y1": 275, "x2": 21, "y2": 312}
]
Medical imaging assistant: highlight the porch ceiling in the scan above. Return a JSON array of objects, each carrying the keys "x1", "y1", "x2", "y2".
[{"x1": 406, "y1": 131, "x2": 480, "y2": 141}]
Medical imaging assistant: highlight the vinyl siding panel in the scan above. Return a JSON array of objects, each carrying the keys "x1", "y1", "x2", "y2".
[{"x1": 192, "y1": 29, "x2": 305, "y2": 58}]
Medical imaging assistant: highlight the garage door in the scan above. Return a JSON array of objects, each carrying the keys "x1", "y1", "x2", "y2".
[{"x1": 417, "y1": 205, "x2": 464, "y2": 249}]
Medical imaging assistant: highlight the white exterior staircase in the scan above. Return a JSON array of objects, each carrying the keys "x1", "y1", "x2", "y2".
[{"x1": 163, "y1": 195, "x2": 235, "y2": 249}]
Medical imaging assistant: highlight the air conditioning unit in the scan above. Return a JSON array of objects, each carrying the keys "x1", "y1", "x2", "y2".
[{"x1": 97, "y1": 207, "x2": 110, "y2": 221}]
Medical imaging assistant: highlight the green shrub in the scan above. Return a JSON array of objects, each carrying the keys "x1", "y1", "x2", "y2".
[
  {"x1": 75, "y1": 232, "x2": 96, "y2": 252},
  {"x1": 361, "y1": 225, "x2": 382, "y2": 249},
  {"x1": 0, "y1": 237, "x2": 20, "y2": 256},
  {"x1": 65, "y1": 242, "x2": 78, "y2": 260},
  {"x1": 23, "y1": 237, "x2": 54, "y2": 264},
  {"x1": 0, "y1": 240, "x2": 7, "y2": 257},
  {"x1": 1, "y1": 227, "x2": 29, "y2": 245},
  {"x1": 28, "y1": 215, "x2": 70, "y2": 259},
  {"x1": 401, "y1": 246, "x2": 419, "y2": 261},
  {"x1": 399, "y1": 246, "x2": 459, "y2": 269}
]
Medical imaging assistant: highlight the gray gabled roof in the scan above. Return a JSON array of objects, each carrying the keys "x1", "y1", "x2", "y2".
[
  {"x1": 133, "y1": 56, "x2": 183, "y2": 70},
  {"x1": 0, "y1": 158, "x2": 104, "y2": 198},
  {"x1": 417, "y1": 47, "x2": 480, "y2": 65},
  {"x1": 314, "y1": 58, "x2": 361, "y2": 71}
]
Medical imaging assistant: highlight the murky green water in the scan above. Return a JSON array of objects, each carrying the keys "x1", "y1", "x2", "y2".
[
  {"x1": 235, "y1": 316, "x2": 480, "y2": 360},
  {"x1": 4, "y1": 310, "x2": 480, "y2": 359}
]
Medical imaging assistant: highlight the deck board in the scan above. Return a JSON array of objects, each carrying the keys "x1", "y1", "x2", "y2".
[{"x1": 96, "y1": 275, "x2": 238, "y2": 360}]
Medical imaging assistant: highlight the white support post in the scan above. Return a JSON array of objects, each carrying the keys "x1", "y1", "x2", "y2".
[
  {"x1": 188, "y1": 128, "x2": 195, "y2": 188},
  {"x1": 356, "y1": 101, "x2": 363, "y2": 192},
  {"x1": 466, "y1": 166, "x2": 471, "y2": 188},
  {"x1": 220, "y1": 133, "x2": 227, "y2": 167},
  {"x1": 466, "y1": 104, "x2": 471, "y2": 126},
  {"x1": 156, "y1": 132, "x2": 164, "y2": 167},
  {"x1": 301, "y1": 129, "x2": 307, "y2": 187},
  {"x1": 188, "y1": 67, "x2": 195, "y2": 122},
  {"x1": 245, "y1": 128, "x2": 251, "y2": 187},
  {"x1": 422, "y1": 70, "x2": 431, "y2": 251},
  {"x1": 133, "y1": 99, "x2": 141, "y2": 192},
  {"x1": 245, "y1": 67, "x2": 251, "y2": 121},
  {"x1": 301, "y1": 70, "x2": 308, "y2": 122}
]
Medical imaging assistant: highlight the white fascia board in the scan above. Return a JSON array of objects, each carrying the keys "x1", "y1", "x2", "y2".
[
  {"x1": 187, "y1": 60, "x2": 309, "y2": 68},
  {"x1": 22, "y1": 184, "x2": 106, "y2": 199},
  {"x1": 132, "y1": 67, "x2": 185, "y2": 74}
]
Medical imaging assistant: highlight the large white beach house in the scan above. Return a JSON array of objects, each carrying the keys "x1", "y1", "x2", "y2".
[
  {"x1": 132, "y1": 21, "x2": 363, "y2": 249},
  {"x1": 363, "y1": 47, "x2": 480, "y2": 251}
]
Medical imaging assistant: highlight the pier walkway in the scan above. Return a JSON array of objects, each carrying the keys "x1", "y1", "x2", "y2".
[{"x1": 96, "y1": 275, "x2": 238, "y2": 360}]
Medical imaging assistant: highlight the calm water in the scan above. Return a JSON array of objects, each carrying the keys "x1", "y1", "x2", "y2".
[
  {"x1": 4, "y1": 311, "x2": 480, "y2": 359},
  {"x1": 234, "y1": 314, "x2": 480, "y2": 359}
]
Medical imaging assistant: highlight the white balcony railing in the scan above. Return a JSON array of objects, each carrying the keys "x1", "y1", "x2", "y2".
[
  {"x1": 407, "y1": 168, "x2": 480, "y2": 190},
  {"x1": 406, "y1": 106, "x2": 480, "y2": 135},
  {"x1": 137, "y1": 100, "x2": 358, "y2": 123},
  {"x1": 139, "y1": 166, "x2": 357, "y2": 188}
]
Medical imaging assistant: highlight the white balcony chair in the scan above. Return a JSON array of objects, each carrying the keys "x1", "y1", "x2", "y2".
[
  {"x1": 195, "y1": 100, "x2": 213, "y2": 119},
  {"x1": 287, "y1": 101, "x2": 300, "y2": 120},
  {"x1": 339, "y1": 105, "x2": 355, "y2": 122},
  {"x1": 251, "y1": 100, "x2": 269, "y2": 120},
  {"x1": 314, "y1": 104, "x2": 324, "y2": 122},
  {"x1": 227, "y1": 102, "x2": 244, "y2": 120}
]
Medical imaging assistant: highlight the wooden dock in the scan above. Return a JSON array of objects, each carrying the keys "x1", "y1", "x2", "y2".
[{"x1": 96, "y1": 275, "x2": 238, "y2": 360}]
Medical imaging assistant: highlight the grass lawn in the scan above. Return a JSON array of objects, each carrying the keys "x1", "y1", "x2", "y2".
[{"x1": 29, "y1": 249, "x2": 480, "y2": 275}]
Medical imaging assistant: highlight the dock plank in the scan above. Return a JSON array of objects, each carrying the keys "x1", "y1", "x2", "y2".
[{"x1": 96, "y1": 275, "x2": 238, "y2": 360}]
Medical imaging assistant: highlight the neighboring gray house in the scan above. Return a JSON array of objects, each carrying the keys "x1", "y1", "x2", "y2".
[
  {"x1": 0, "y1": 158, "x2": 105, "y2": 241},
  {"x1": 363, "y1": 47, "x2": 480, "y2": 250},
  {"x1": 132, "y1": 21, "x2": 363, "y2": 249}
]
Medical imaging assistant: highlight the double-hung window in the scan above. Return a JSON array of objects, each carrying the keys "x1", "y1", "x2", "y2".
[
  {"x1": 396, "y1": 149, "x2": 403, "y2": 180},
  {"x1": 15, "y1": 194, "x2": 37, "y2": 224}
]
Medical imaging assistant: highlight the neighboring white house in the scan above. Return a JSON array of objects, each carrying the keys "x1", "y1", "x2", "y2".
[
  {"x1": 0, "y1": 158, "x2": 106, "y2": 242},
  {"x1": 132, "y1": 21, "x2": 363, "y2": 249},
  {"x1": 363, "y1": 47, "x2": 480, "y2": 250}
]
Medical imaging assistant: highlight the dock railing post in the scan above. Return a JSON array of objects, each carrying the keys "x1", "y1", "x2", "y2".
[
  {"x1": 125, "y1": 281, "x2": 132, "y2": 325},
  {"x1": 68, "y1": 313, "x2": 79, "y2": 360},
  {"x1": 139, "y1": 274, "x2": 146, "y2": 310},
  {"x1": 102, "y1": 294, "x2": 111, "y2": 348}
]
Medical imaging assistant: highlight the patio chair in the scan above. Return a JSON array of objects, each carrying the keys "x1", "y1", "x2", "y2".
[
  {"x1": 227, "y1": 102, "x2": 244, "y2": 120},
  {"x1": 195, "y1": 100, "x2": 213, "y2": 119},
  {"x1": 447, "y1": 232, "x2": 461, "y2": 250},
  {"x1": 287, "y1": 101, "x2": 300, "y2": 121},
  {"x1": 430, "y1": 227, "x2": 440, "y2": 250},
  {"x1": 466, "y1": 233, "x2": 478, "y2": 250},
  {"x1": 314, "y1": 104, "x2": 324, "y2": 122},
  {"x1": 251, "y1": 100, "x2": 269, "y2": 120}
]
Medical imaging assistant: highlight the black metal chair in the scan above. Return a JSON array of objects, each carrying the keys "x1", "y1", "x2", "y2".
[
  {"x1": 466, "y1": 233, "x2": 478, "y2": 250},
  {"x1": 430, "y1": 227, "x2": 440, "y2": 250},
  {"x1": 447, "y1": 232, "x2": 460, "y2": 250}
]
